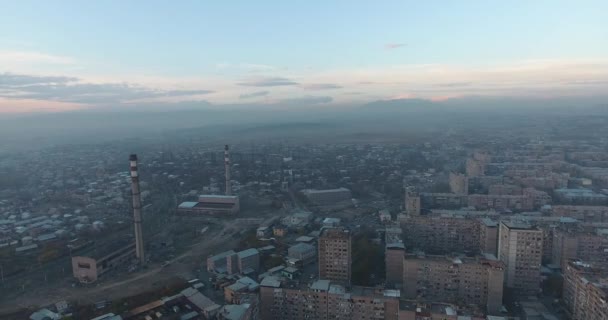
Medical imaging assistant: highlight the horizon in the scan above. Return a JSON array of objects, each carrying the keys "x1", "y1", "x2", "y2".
[{"x1": 1, "y1": 1, "x2": 607, "y2": 114}]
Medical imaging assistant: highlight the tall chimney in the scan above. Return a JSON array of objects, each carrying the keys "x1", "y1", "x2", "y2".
[
  {"x1": 129, "y1": 154, "x2": 145, "y2": 265},
  {"x1": 224, "y1": 145, "x2": 232, "y2": 195}
]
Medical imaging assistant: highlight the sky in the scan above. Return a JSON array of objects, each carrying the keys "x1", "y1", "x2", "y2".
[{"x1": 0, "y1": 0, "x2": 607, "y2": 113}]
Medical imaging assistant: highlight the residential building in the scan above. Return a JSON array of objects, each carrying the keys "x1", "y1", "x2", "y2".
[
  {"x1": 479, "y1": 218, "x2": 498, "y2": 256},
  {"x1": 563, "y1": 260, "x2": 608, "y2": 320},
  {"x1": 449, "y1": 172, "x2": 469, "y2": 195},
  {"x1": 319, "y1": 227, "x2": 351, "y2": 285},
  {"x1": 259, "y1": 278, "x2": 399, "y2": 320},
  {"x1": 498, "y1": 222, "x2": 543, "y2": 293},
  {"x1": 401, "y1": 254, "x2": 504, "y2": 315}
]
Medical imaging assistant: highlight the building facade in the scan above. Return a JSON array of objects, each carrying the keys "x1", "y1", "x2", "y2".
[
  {"x1": 401, "y1": 254, "x2": 504, "y2": 315},
  {"x1": 318, "y1": 227, "x2": 351, "y2": 285},
  {"x1": 498, "y1": 222, "x2": 543, "y2": 293}
]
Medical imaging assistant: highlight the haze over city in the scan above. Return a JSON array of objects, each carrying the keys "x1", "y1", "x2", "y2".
[{"x1": 2, "y1": 2, "x2": 608, "y2": 320}]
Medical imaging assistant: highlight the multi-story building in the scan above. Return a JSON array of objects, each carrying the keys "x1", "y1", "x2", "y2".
[
  {"x1": 466, "y1": 158, "x2": 485, "y2": 177},
  {"x1": 401, "y1": 254, "x2": 504, "y2": 315},
  {"x1": 259, "y1": 278, "x2": 399, "y2": 320},
  {"x1": 488, "y1": 184, "x2": 522, "y2": 196},
  {"x1": 207, "y1": 250, "x2": 237, "y2": 273},
  {"x1": 554, "y1": 188, "x2": 608, "y2": 205},
  {"x1": 551, "y1": 205, "x2": 608, "y2": 222},
  {"x1": 401, "y1": 215, "x2": 480, "y2": 255},
  {"x1": 552, "y1": 228, "x2": 608, "y2": 269},
  {"x1": 467, "y1": 194, "x2": 531, "y2": 211},
  {"x1": 479, "y1": 218, "x2": 498, "y2": 256},
  {"x1": 404, "y1": 189, "x2": 420, "y2": 215},
  {"x1": 385, "y1": 243, "x2": 405, "y2": 287},
  {"x1": 419, "y1": 193, "x2": 467, "y2": 210},
  {"x1": 231, "y1": 248, "x2": 260, "y2": 275},
  {"x1": 301, "y1": 188, "x2": 352, "y2": 206},
  {"x1": 498, "y1": 222, "x2": 543, "y2": 293},
  {"x1": 563, "y1": 260, "x2": 608, "y2": 320},
  {"x1": 449, "y1": 172, "x2": 469, "y2": 195},
  {"x1": 319, "y1": 227, "x2": 351, "y2": 285}
]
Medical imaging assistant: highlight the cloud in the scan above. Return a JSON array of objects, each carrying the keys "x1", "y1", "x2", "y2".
[
  {"x1": 0, "y1": 50, "x2": 75, "y2": 65},
  {"x1": 237, "y1": 77, "x2": 299, "y2": 87},
  {"x1": 0, "y1": 73, "x2": 77, "y2": 86},
  {"x1": 239, "y1": 90, "x2": 270, "y2": 99},
  {"x1": 436, "y1": 82, "x2": 473, "y2": 87},
  {"x1": 0, "y1": 73, "x2": 213, "y2": 104},
  {"x1": 385, "y1": 43, "x2": 407, "y2": 50},
  {"x1": 301, "y1": 83, "x2": 342, "y2": 90},
  {"x1": 281, "y1": 96, "x2": 333, "y2": 105}
]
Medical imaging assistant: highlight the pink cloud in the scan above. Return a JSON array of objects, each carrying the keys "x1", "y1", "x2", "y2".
[{"x1": 0, "y1": 98, "x2": 86, "y2": 114}]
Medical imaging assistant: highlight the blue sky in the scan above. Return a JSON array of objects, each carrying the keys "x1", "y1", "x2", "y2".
[{"x1": 0, "y1": 1, "x2": 607, "y2": 112}]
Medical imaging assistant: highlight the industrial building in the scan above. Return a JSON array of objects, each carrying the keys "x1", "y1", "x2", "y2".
[
  {"x1": 177, "y1": 145, "x2": 240, "y2": 215},
  {"x1": 178, "y1": 195, "x2": 240, "y2": 215},
  {"x1": 287, "y1": 243, "x2": 316, "y2": 265},
  {"x1": 71, "y1": 240, "x2": 136, "y2": 283},
  {"x1": 498, "y1": 221, "x2": 543, "y2": 293},
  {"x1": 318, "y1": 227, "x2": 351, "y2": 286},
  {"x1": 301, "y1": 187, "x2": 351, "y2": 206},
  {"x1": 401, "y1": 253, "x2": 504, "y2": 315}
]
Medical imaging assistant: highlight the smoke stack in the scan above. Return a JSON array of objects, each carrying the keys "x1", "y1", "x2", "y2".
[
  {"x1": 224, "y1": 145, "x2": 232, "y2": 195},
  {"x1": 129, "y1": 154, "x2": 145, "y2": 265}
]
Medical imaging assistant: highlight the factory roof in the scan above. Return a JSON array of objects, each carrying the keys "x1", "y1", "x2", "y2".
[
  {"x1": 289, "y1": 242, "x2": 315, "y2": 253},
  {"x1": 219, "y1": 305, "x2": 248, "y2": 320},
  {"x1": 198, "y1": 194, "x2": 239, "y2": 199},
  {"x1": 303, "y1": 187, "x2": 350, "y2": 194},
  {"x1": 209, "y1": 250, "x2": 236, "y2": 262},
  {"x1": 310, "y1": 279, "x2": 331, "y2": 291},
  {"x1": 481, "y1": 218, "x2": 498, "y2": 227},
  {"x1": 260, "y1": 276, "x2": 281, "y2": 288},
  {"x1": 237, "y1": 248, "x2": 259, "y2": 259},
  {"x1": 178, "y1": 202, "x2": 198, "y2": 209},
  {"x1": 181, "y1": 287, "x2": 221, "y2": 313}
]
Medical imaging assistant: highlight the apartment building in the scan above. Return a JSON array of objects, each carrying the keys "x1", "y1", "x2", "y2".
[
  {"x1": 498, "y1": 222, "x2": 543, "y2": 293},
  {"x1": 318, "y1": 227, "x2": 351, "y2": 285},
  {"x1": 259, "y1": 278, "x2": 399, "y2": 320},
  {"x1": 552, "y1": 228, "x2": 608, "y2": 269},
  {"x1": 385, "y1": 243, "x2": 405, "y2": 287},
  {"x1": 563, "y1": 260, "x2": 608, "y2": 320},
  {"x1": 479, "y1": 218, "x2": 498, "y2": 256},
  {"x1": 449, "y1": 172, "x2": 469, "y2": 195},
  {"x1": 404, "y1": 189, "x2": 421, "y2": 215},
  {"x1": 401, "y1": 254, "x2": 504, "y2": 315},
  {"x1": 401, "y1": 215, "x2": 480, "y2": 254},
  {"x1": 551, "y1": 205, "x2": 608, "y2": 222}
]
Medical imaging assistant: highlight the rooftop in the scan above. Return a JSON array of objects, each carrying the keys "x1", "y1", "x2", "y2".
[
  {"x1": 310, "y1": 279, "x2": 331, "y2": 291},
  {"x1": 237, "y1": 248, "x2": 259, "y2": 259}
]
